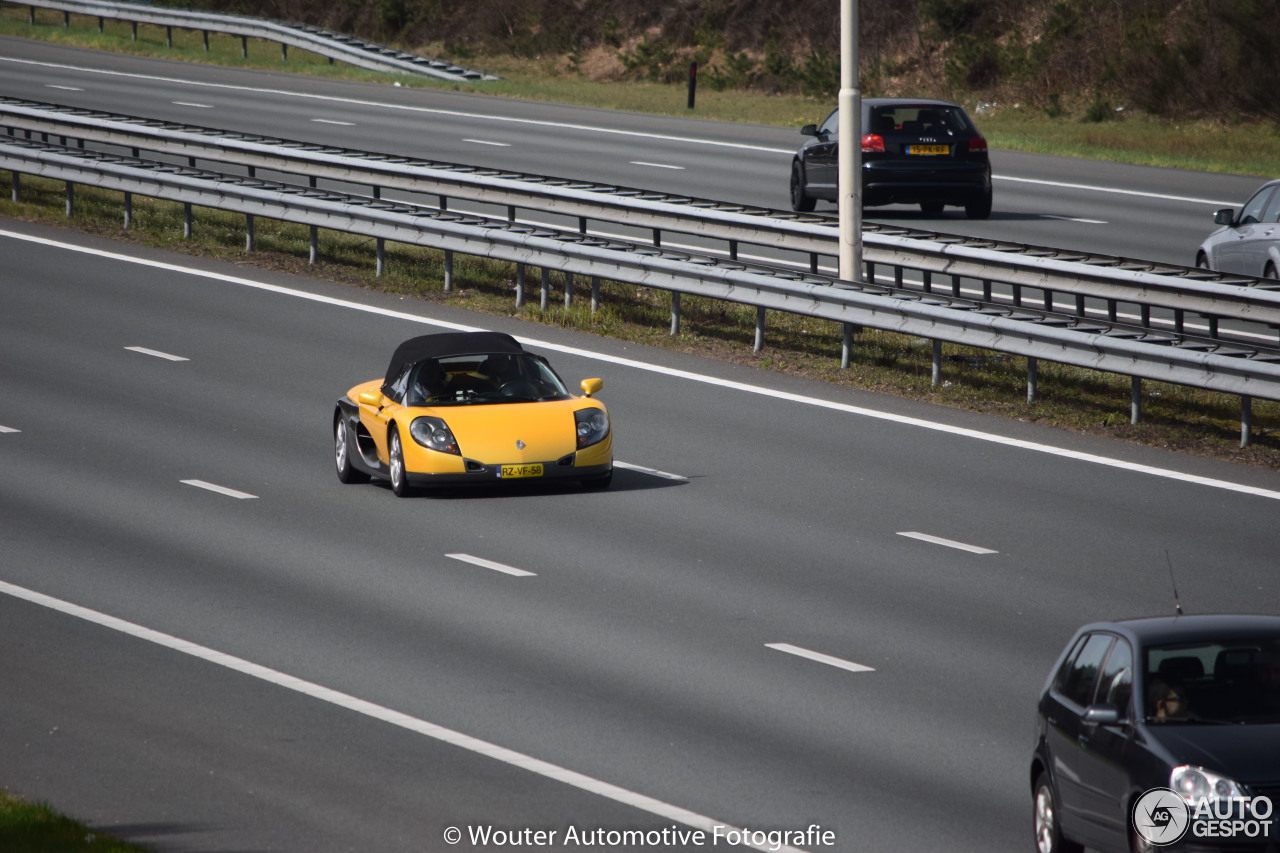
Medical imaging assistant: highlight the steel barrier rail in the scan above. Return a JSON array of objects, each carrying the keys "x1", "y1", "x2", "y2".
[
  {"x1": 3, "y1": 97, "x2": 1277, "y2": 340},
  {"x1": 6, "y1": 0, "x2": 498, "y2": 81},
  {"x1": 5, "y1": 137, "x2": 1280, "y2": 407}
]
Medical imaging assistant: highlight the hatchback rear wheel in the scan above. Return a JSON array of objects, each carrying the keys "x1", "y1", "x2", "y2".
[{"x1": 965, "y1": 190, "x2": 993, "y2": 219}]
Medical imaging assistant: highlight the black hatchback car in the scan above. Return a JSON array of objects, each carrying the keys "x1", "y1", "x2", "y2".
[
  {"x1": 1031, "y1": 615, "x2": 1280, "y2": 853},
  {"x1": 789, "y1": 97, "x2": 992, "y2": 218}
]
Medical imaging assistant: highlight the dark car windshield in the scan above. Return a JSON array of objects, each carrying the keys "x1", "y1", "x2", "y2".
[
  {"x1": 1145, "y1": 636, "x2": 1280, "y2": 724},
  {"x1": 403, "y1": 353, "x2": 571, "y2": 405}
]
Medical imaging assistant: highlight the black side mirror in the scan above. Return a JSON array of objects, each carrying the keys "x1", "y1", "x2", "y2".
[
  {"x1": 1082, "y1": 703, "x2": 1121, "y2": 725},
  {"x1": 800, "y1": 124, "x2": 818, "y2": 137},
  {"x1": 1214, "y1": 208, "x2": 1236, "y2": 226}
]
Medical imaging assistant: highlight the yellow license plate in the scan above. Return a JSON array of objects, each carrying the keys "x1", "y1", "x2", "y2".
[
  {"x1": 500, "y1": 464, "x2": 543, "y2": 479},
  {"x1": 908, "y1": 144, "x2": 950, "y2": 155}
]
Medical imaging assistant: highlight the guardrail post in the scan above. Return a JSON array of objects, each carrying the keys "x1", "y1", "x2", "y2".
[
  {"x1": 1173, "y1": 309, "x2": 1184, "y2": 333},
  {"x1": 131, "y1": 21, "x2": 137, "y2": 40},
  {"x1": 183, "y1": 202, "x2": 192, "y2": 238},
  {"x1": 515, "y1": 263, "x2": 525, "y2": 307},
  {"x1": 729, "y1": 240, "x2": 738, "y2": 261},
  {"x1": 590, "y1": 276, "x2": 600, "y2": 313},
  {"x1": 540, "y1": 268, "x2": 549, "y2": 310},
  {"x1": 166, "y1": 26, "x2": 172, "y2": 48},
  {"x1": 841, "y1": 324, "x2": 852, "y2": 368},
  {"x1": 282, "y1": 43, "x2": 288, "y2": 62},
  {"x1": 564, "y1": 272, "x2": 573, "y2": 307},
  {"x1": 375, "y1": 238, "x2": 385, "y2": 276},
  {"x1": 1208, "y1": 317, "x2": 1219, "y2": 338},
  {"x1": 241, "y1": 36, "x2": 247, "y2": 58},
  {"x1": 865, "y1": 261, "x2": 875, "y2": 284},
  {"x1": 443, "y1": 250, "x2": 453, "y2": 292},
  {"x1": 29, "y1": 6, "x2": 34, "y2": 25},
  {"x1": 10, "y1": 172, "x2": 18, "y2": 203},
  {"x1": 245, "y1": 214, "x2": 254, "y2": 250},
  {"x1": 754, "y1": 306, "x2": 764, "y2": 352},
  {"x1": 203, "y1": 30, "x2": 209, "y2": 51},
  {"x1": 1241, "y1": 395, "x2": 1253, "y2": 448},
  {"x1": 309, "y1": 225, "x2": 318, "y2": 264},
  {"x1": 932, "y1": 340, "x2": 942, "y2": 386},
  {"x1": 1131, "y1": 376, "x2": 1142, "y2": 424},
  {"x1": 98, "y1": 16, "x2": 103, "y2": 33},
  {"x1": 922, "y1": 269, "x2": 932, "y2": 293},
  {"x1": 123, "y1": 192, "x2": 131, "y2": 229},
  {"x1": 64, "y1": 181, "x2": 72, "y2": 217},
  {"x1": 1027, "y1": 356, "x2": 1038, "y2": 403},
  {"x1": 671, "y1": 292, "x2": 681, "y2": 336},
  {"x1": 951, "y1": 273, "x2": 961, "y2": 298},
  {"x1": 62, "y1": 10, "x2": 67, "y2": 27}
]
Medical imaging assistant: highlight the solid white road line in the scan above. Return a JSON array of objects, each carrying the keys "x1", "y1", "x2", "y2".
[
  {"x1": 0, "y1": 425, "x2": 19, "y2": 434},
  {"x1": 180, "y1": 479, "x2": 258, "y2": 500},
  {"x1": 614, "y1": 461, "x2": 688, "y2": 481},
  {"x1": 766, "y1": 643, "x2": 875, "y2": 673},
  {"x1": 445, "y1": 553, "x2": 536, "y2": 577},
  {"x1": 0, "y1": 579, "x2": 808, "y2": 853},
  {"x1": 5, "y1": 229, "x2": 1279, "y2": 502},
  {"x1": 897, "y1": 531, "x2": 998, "y2": 555},
  {"x1": 125, "y1": 346, "x2": 189, "y2": 361}
]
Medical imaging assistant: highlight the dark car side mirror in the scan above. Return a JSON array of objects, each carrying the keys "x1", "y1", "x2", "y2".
[
  {"x1": 1082, "y1": 703, "x2": 1121, "y2": 725},
  {"x1": 1214, "y1": 208, "x2": 1236, "y2": 226},
  {"x1": 800, "y1": 124, "x2": 818, "y2": 137}
]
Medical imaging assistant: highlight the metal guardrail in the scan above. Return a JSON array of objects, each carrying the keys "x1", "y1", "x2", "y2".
[
  {"x1": 5, "y1": 0, "x2": 499, "y2": 81},
  {"x1": 5, "y1": 135, "x2": 1280, "y2": 431},
  {"x1": 3, "y1": 96, "x2": 1276, "y2": 348}
]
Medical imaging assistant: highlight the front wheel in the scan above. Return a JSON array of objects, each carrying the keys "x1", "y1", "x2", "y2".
[
  {"x1": 790, "y1": 160, "x2": 816, "y2": 213},
  {"x1": 1265, "y1": 262, "x2": 1277, "y2": 280},
  {"x1": 1033, "y1": 772, "x2": 1083, "y2": 853},
  {"x1": 388, "y1": 428, "x2": 412, "y2": 497}
]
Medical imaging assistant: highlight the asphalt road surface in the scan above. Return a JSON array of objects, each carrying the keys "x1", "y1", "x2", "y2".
[{"x1": 2, "y1": 37, "x2": 1279, "y2": 853}]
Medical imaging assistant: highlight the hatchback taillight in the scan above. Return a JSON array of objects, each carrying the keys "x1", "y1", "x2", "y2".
[
  {"x1": 968, "y1": 134, "x2": 988, "y2": 154},
  {"x1": 862, "y1": 134, "x2": 885, "y2": 153}
]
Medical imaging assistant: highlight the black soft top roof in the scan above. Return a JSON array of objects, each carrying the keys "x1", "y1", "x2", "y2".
[{"x1": 384, "y1": 332, "x2": 523, "y2": 386}]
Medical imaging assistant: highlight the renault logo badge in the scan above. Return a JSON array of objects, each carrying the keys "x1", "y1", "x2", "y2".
[{"x1": 516, "y1": 440, "x2": 526, "y2": 450}]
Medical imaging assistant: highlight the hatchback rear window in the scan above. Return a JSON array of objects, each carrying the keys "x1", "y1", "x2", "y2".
[{"x1": 868, "y1": 105, "x2": 973, "y2": 138}]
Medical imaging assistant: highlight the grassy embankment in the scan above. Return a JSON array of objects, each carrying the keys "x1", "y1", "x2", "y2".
[
  {"x1": 0, "y1": 790, "x2": 153, "y2": 852},
  {"x1": 2, "y1": 8, "x2": 1280, "y2": 477}
]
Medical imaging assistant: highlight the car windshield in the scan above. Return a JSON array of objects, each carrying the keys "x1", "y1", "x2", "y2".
[
  {"x1": 403, "y1": 353, "x2": 571, "y2": 405},
  {"x1": 1145, "y1": 636, "x2": 1280, "y2": 724}
]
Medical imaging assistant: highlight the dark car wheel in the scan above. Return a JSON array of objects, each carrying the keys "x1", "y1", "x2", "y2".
[
  {"x1": 790, "y1": 160, "x2": 816, "y2": 213},
  {"x1": 335, "y1": 418, "x2": 370, "y2": 484},
  {"x1": 388, "y1": 428, "x2": 412, "y2": 497},
  {"x1": 1266, "y1": 262, "x2": 1278, "y2": 280},
  {"x1": 1034, "y1": 772, "x2": 1083, "y2": 853},
  {"x1": 965, "y1": 190, "x2": 993, "y2": 220}
]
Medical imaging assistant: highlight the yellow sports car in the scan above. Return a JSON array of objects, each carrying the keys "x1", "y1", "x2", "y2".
[{"x1": 334, "y1": 332, "x2": 612, "y2": 495}]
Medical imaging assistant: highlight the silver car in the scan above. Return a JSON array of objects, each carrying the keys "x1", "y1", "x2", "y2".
[{"x1": 1197, "y1": 179, "x2": 1280, "y2": 279}]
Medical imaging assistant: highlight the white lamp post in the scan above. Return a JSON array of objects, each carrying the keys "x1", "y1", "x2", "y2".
[{"x1": 837, "y1": 0, "x2": 861, "y2": 284}]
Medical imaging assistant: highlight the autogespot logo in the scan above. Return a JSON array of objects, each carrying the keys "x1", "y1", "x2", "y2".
[{"x1": 1133, "y1": 788, "x2": 1191, "y2": 846}]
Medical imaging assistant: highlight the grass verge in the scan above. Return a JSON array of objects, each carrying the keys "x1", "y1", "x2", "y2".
[
  {"x1": 0, "y1": 790, "x2": 153, "y2": 852},
  {"x1": 3, "y1": 172, "x2": 1278, "y2": 469}
]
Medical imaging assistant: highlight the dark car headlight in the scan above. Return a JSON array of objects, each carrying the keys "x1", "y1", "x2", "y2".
[
  {"x1": 1171, "y1": 765, "x2": 1248, "y2": 804},
  {"x1": 409, "y1": 416, "x2": 459, "y2": 455},
  {"x1": 575, "y1": 408, "x2": 609, "y2": 449}
]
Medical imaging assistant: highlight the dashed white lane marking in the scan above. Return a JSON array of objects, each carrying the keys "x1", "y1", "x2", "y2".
[
  {"x1": 46, "y1": 84, "x2": 83, "y2": 91},
  {"x1": 614, "y1": 461, "x2": 687, "y2": 481},
  {"x1": 5, "y1": 229, "x2": 1279, "y2": 502},
  {"x1": 464, "y1": 138, "x2": 511, "y2": 147},
  {"x1": 446, "y1": 553, "x2": 536, "y2": 577},
  {"x1": 126, "y1": 346, "x2": 189, "y2": 361},
  {"x1": 172, "y1": 101, "x2": 213, "y2": 109},
  {"x1": 0, "y1": 580, "x2": 806, "y2": 853},
  {"x1": 631, "y1": 161, "x2": 685, "y2": 170},
  {"x1": 180, "y1": 480, "x2": 258, "y2": 500},
  {"x1": 897, "y1": 531, "x2": 998, "y2": 555},
  {"x1": 311, "y1": 118, "x2": 356, "y2": 126},
  {"x1": 0, "y1": 425, "x2": 19, "y2": 434},
  {"x1": 766, "y1": 643, "x2": 875, "y2": 673}
]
